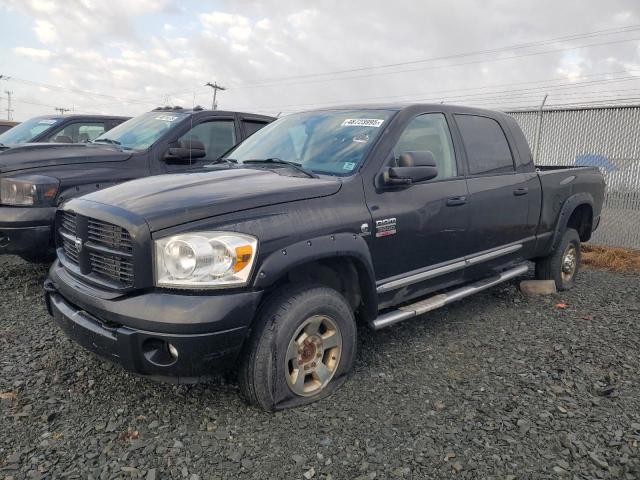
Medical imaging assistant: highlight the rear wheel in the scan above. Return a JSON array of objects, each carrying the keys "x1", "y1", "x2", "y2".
[
  {"x1": 535, "y1": 228, "x2": 581, "y2": 291},
  {"x1": 239, "y1": 284, "x2": 356, "y2": 411}
]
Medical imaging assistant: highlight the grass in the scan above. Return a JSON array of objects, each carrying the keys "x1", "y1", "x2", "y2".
[{"x1": 582, "y1": 244, "x2": 640, "y2": 272}]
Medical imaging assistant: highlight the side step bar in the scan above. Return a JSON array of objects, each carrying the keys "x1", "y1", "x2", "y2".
[{"x1": 372, "y1": 264, "x2": 529, "y2": 330}]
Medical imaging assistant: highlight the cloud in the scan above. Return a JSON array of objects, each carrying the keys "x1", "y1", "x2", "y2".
[
  {"x1": 3, "y1": 0, "x2": 640, "y2": 121},
  {"x1": 13, "y1": 46, "x2": 54, "y2": 60}
]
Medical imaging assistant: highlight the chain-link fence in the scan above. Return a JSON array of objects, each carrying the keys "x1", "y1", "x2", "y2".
[{"x1": 507, "y1": 105, "x2": 640, "y2": 250}]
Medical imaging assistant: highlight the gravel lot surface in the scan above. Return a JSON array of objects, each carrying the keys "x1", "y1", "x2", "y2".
[{"x1": 1, "y1": 256, "x2": 639, "y2": 479}]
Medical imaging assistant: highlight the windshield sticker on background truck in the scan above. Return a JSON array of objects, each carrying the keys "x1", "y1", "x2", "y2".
[
  {"x1": 341, "y1": 118, "x2": 385, "y2": 127},
  {"x1": 154, "y1": 115, "x2": 179, "y2": 122}
]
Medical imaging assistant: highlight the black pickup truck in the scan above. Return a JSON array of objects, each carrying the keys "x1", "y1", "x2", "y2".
[
  {"x1": 0, "y1": 115, "x2": 128, "y2": 147},
  {"x1": 0, "y1": 107, "x2": 273, "y2": 261},
  {"x1": 45, "y1": 104, "x2": 605, "y2": 410}
]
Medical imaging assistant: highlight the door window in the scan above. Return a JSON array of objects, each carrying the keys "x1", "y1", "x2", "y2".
[
  {"x1": 392, "y1": 113, "x2": 457, "y2": 181},
  {"x1": 179, "y1": 120, "x2": 236, "y2": 160},
  {"x1": 45, "y1": 122, "x2": 106, "y2": 143},
  {"x1": 455, "y1": 115, "x2": 514, "y2": 175},
  {"x1": 242, "y1": 120, "x2": 269, "y2": 137}
]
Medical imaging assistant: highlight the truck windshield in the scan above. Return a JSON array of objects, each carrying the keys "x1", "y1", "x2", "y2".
[
  {"x1": 0, "y1": 117, "x2": 60, "y2": 144},
  {"x1": 224, "y1": 110, "x2": 395, "y2": 176},
  {"x1": 93, "y1": 111, "x2": 189, "y2": 150}
]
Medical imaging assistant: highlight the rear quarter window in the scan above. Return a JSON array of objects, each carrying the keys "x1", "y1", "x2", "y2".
[{"x1": 455, "y1": 114, "x2": 515, "y2": 175}]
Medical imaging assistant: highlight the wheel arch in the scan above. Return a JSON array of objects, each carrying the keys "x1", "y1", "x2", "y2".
[
  {"x1": 551, "y1": 193, "x2": 595, "y2": 250},
  {"x1": 253, "y1": 233, "x2": 378, "y2": 323}
]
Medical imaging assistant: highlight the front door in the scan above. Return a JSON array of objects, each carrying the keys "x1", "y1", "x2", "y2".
[
  {"x1": 364, "y1": 112, "x2": 470, "y2": 307},
  {"x1": 163, "y1": 118, "x2": 238, "y2": 173}
]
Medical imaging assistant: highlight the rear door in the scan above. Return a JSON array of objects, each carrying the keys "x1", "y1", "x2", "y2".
[
  {"x1": 364, "y1": 112, "x2": 470, "y2": 306},
  {"x1": 453, "y1": 113, "x2": 531, "y2": 279}
]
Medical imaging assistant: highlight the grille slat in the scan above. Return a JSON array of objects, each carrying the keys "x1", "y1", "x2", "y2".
[{"x1": 58, "y1": 212, "x2": 135, "y2": 289}]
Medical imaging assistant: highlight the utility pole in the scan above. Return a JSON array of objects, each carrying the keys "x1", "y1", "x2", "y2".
[
  {"x1": 55, "y1": 107, "x2": 70, "y2": 116},
  {"x1": 205, "y1": 82, "x2": 226, "y2": 110},
  {"x1": 4, "y1": 91, "x2": 13, "y2": 121}
]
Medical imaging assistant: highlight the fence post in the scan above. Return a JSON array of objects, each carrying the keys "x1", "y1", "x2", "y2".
[{"x1": 532, "y1": 94, "x2": 548, "y2": 164}]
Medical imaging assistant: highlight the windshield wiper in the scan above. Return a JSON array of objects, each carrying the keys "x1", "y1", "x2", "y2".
[
  {"x1": 243, "y1": 158, "x2": 317, "y2": 178},
  {"x1": 208, "y1": 157, "x2": 238, "y2": 165},
  {"x1": 92, "y1": 138, "x2": 121, "y2": 145}
]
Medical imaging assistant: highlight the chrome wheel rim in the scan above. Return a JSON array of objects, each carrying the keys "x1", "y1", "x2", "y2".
[
  {"x1": 561, "y1": 244, "x2": 578, "y2": 282},
  {"x1": 285, "y1": 315, "x2": 342, "y2": 397}
]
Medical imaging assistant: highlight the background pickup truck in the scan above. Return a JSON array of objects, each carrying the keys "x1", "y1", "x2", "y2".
[
  {"x1": 45, "y1": 104, "x2": 605, "y2": 411},
  {"x1": 0, "y1": 107, "x2": 274, "y2": 261},
  {"x1": 0, "y1": 114, "x2": 129, "y2": 148}
]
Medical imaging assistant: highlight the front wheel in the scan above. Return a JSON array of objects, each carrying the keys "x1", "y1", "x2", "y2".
[
  {"x1": 239, "y1": 284, "x2": 356, "y2": 411},
  {"x1": 535, "y1": 228, "x2": 582, "y2": 291}
]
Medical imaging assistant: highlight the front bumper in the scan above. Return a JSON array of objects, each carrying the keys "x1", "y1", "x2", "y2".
[
  {"x1": 0, "y1": 206, "x2": 55, "y2": 255},
  {"x1": 45, "y1": 260, "x2": 263, "y2": 381}
]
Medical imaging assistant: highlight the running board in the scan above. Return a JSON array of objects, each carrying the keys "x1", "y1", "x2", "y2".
[{"x1": 372, "y1": 264, "x2": 529, "y2": 330}]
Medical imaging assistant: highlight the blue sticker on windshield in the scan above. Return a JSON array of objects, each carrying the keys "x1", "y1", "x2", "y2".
[{"x1": 343, "y1": 162, "x2": 357, "y2": 171}]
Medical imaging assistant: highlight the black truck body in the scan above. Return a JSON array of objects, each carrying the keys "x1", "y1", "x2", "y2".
[
  {"x1": 0, "y1": 108, "x2": 274, "y2": 261},
  {"x1": 45, "y1": 104, "x2": 605, "y2": 410},
  {"x1": 0, "y1": 115, "x2": 128, "y2": 148}
]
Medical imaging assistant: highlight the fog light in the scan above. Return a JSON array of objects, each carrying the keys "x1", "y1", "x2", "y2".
[{"x1": 168, "y1": 343, "x2": 179, "y2": 359}]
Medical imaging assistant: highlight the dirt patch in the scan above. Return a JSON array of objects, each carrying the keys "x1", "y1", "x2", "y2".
[{"x1": 583, "y1": 244, "x2": 640, "y2": 272}]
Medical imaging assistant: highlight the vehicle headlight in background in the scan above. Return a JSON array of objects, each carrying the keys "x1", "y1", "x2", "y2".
[
  {"x1": 155, "y1": 232, "x2": 258, "y2": 289},
  {"x1": 0, "y1": 175, "x2": 59, "y2": 206}
]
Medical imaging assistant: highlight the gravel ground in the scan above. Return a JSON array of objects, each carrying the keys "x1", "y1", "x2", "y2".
[{"x1": 1, "y1": 256, "x2": 639, "y2": 480}]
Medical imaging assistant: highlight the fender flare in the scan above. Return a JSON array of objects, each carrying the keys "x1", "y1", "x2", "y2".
[
  {"x1": 550, "y1": 192, "x2": 595, "y2": 250},
  {"x1": 252, "y1": 233, "x2": 378, "y2": 321}
]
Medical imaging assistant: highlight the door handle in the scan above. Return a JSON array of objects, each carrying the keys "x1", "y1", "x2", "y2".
[
  {"x1": 514, "y1": 187, "x2": 529, "y2": 196},
  {"x1": 446, "y1": 196, "x2": 467, "y2": 206}
]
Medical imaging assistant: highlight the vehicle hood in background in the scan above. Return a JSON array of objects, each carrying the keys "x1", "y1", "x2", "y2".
[
  {"x1": 77, "y1": 168, "x2": 342, "y2": 231},
  {"x1": 0, "y1": 143, "x2": 131, "y2": 174}
]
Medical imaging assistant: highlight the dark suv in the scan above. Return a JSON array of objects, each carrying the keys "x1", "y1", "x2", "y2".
[{"x1": 0, "y1": 107, "x2": 273, "y2": 261}]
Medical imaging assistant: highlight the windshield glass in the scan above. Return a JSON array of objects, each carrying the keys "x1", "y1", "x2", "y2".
[
  {"x1": 0, "y1": 117, "x2": 60, "y2": 144},
  {"x1": 224, "y1": 109, "x2": 395, "y2": 176},
  {"x1": 93, "y1": 111, "x2": 189, "y2": 150}
]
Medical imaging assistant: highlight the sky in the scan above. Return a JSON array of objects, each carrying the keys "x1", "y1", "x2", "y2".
[{"x1": 0, "y1": 0, "x2": 639, "y2": 121}]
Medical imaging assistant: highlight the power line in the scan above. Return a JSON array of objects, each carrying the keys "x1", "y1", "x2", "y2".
[{"x1": 54, "y1": 107, "x2": 70, "y2": 115}]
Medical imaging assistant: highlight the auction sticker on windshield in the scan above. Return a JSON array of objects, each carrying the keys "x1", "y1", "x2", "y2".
[
  {"x1": 38, "y1": 119, "x2": 57, "y2": 125},
  {"x1": 341, "y1": 118, "x2": 385, "y2": 127},
  {"x1": 155, "y1": 115, "x2": 179, "y2": 122}
]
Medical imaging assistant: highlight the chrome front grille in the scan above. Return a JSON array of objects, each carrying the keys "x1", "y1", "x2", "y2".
[
  {"x1": 57, "y1": 211, "x2": 135, "y2": 289},
  {"x1": 88, "y1": 219, "x2": 133, "y2": 252}
]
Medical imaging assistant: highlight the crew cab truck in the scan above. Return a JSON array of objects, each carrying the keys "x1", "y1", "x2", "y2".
[
  {"x1": 0, "y1": 107, "x2": 273, "y2": 262},
  {"x1": 44, "y1": 104, "x2": 605, "y2": 411},
  {"x1": 0, "y1": 115, "x2": 129, "y2": 148}
]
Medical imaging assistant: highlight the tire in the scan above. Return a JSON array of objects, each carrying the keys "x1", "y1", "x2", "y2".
[
  {"x1": 535, "y1": 228, "x2": 581, "y2": 291},
  {"x1": 239, "y1": 284, "x2": 356, "y2": 411}
]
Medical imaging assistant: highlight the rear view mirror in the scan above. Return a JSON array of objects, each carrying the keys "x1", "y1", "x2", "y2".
[
  {"x1": 383, "y1": 151, "x2": 438, "y2": 186},
  {"x1": 164, "y1": 139, "x2": 206, "y2": 162}
]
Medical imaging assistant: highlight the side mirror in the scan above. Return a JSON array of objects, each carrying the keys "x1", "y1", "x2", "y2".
[
  {"x1": 383, "y1": 151, "x2": 438, "y2": 186},
  {"x1": 164, "y1": 139, "x2": 206, "y2": 162}
]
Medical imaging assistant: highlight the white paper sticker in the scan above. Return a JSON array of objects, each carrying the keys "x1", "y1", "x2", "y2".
[
  {"x1": 341, "y1": 118, "x2": 384, "y2": 128},
  {"x1": 353, "y1": 133, "x2": 370, "y2": 143},
  {"x1": 38, "y1": 119, "x2": 57, "y2": 125},
  {"x1": 155, "y1": 115, "x2": 179, "y2": 122},
  {"x1": 343, "y1": 162, "x2": 357, "y2": 171}
]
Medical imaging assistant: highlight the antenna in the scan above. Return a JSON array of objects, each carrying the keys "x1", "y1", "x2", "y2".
[{"x1": 204, "y1": 81, "x2": 226, "y2": 110}]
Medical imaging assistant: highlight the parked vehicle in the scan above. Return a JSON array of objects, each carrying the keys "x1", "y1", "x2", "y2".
[
  {"x1": 44, "y1": 104, "x2": 605, "y2": 410},
  {"x1": 0, "y1": 115, "x2": 128, "y2": 148},
  {"x1": 0, "y1": 121, "x2": 20, "y2": 135},
  {"x1": 0, "y1": 107, "x2": 274, "y2": 262}
]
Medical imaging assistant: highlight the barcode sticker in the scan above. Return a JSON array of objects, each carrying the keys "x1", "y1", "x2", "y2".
[{"x1": 341, "y1": 118, "x2": 384, "y2": 128}]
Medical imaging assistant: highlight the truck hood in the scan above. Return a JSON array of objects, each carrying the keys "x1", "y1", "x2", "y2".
[
  {"x1": 79, "y1": 168, "x2": 342, "y2": 231},
  {"x1": 0, "y1": 143, "x2": 131, "y2": 174}
]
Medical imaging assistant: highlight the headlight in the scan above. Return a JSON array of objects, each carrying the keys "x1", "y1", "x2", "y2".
[
  {"x1": 155, "y1": 232, "x2": 258, "y2": 289},
  {"x1": 0, "y1": 175, "x2": 59, "y2": 206}
]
